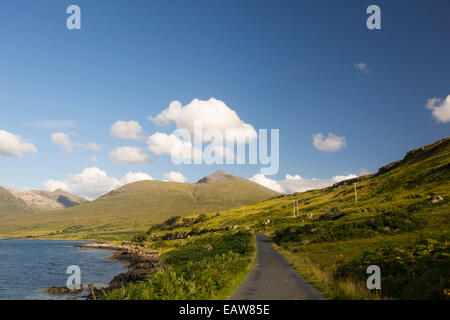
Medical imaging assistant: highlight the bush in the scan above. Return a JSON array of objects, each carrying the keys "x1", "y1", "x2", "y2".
[
  {"x1": 104, "y1": 252, "x2": 249, "y2": 300},
  {"x1": 164, "y1": 231, "x2": 253, "y2": 267},
  {"x1": 273, "y1": 211, "x2": 426, "y2": 245},
  {"x1": 335, "y1": 236, "x2": 450, "y2": 299},
  {"x1": 132, "y1": 232, "x2": 148, "y2": 243},
  {"x1": 103, "y1": 231, "x2": 254, "y2": 300}
]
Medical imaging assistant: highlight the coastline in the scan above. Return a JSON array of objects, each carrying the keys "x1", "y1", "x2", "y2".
[{"x1": 74, "y1": 243, "x2": 163, "y2": 299}]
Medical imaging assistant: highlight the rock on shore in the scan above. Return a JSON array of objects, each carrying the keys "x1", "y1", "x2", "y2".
[{"x1": 75, "y1": 243, "x2": 163, "y2": 299}]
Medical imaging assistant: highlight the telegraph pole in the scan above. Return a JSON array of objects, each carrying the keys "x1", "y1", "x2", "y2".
[
  {"x1": 293, "y1": 200, "x2": 299, "y2": 217},
  {"x1": 354, "y1": 183, "x2": 358, "y2": 203}
]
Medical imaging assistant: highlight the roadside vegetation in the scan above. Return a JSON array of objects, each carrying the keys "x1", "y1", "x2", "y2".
[
  {"x1": 103, "y1": 229, "x2": 255, "y2": 300},
  {"x1": 111, "y1": 138, "x2": 449, "y2": 300},
  {"x1": 4, "y1": 138, "x2": 448, "y2": 300}
]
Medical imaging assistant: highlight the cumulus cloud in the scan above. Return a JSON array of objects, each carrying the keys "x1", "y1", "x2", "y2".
[
  {"x1": 42, "y1": 167, "x2": 121, "y2": 199},
  {"x1": 163, "y1": 171, "x2": 187, "y2": 183},
  {"x1": 354, "y1": 62, "x2": 370, "y2": 74},
  {"x1": 51, "y1": 132, "x2": 72, "y2": 152},
  {"x1": 249, "y1": 174, "x2": 285, "y2": 193},
  {"x1": 313, "y1": 133, "x2": 346, "y2": 152},
  {"x1": 0, "y1": 130, "x2": 37, "y2": 157},
  {"x1": 250, "y1": 173, "x2": 357, "y2": 194},
  {"x1": 147, "y1": 132, "x2": 202, "y2": 161},
  {"x1": 148, "y1": 98, "x2": 257, "y2": 143},
  {"x1": 109, "y1": 146, "x2": 152, "y2": 164},
  {"x1": 120, "y1": 171, "x2": 154, "y2": 185},
  {"x1": 51, "y1": 132, "x2": 101, "y2": 153},
  {"x1": 110, "y1": 120, "x2": 143, "y2": 140},
  {"x1": 147, "y1": 132, "x2": 237, "y2": 164},
  {"x1": 42, "y1": 167, "x2": 155, "y2": 199},
  {"x1": 426, "y1": 95, "x2": 450, "y2": 123}
]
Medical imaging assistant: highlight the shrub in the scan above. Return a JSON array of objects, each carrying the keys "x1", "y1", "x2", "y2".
[
  {"x1": 132, "y1": 232, "x2": 148, "y2": 243},
  {"x1": 335, "y1": 236, "x2": 450, "y2": 299},
  {"x1": 103, "y1": 231, "x2": 254, "y2": 300},
  {"x1": 273, "y1": 211, "x2": 426, "y2": 245},
  {"x1": 104, "y1": 252, "x2": 249, "y2": 300}
]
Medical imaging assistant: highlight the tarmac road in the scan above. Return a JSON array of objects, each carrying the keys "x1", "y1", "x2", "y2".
[{"x1": 230, "y1": 233, "x2": 323, "y2": 300}]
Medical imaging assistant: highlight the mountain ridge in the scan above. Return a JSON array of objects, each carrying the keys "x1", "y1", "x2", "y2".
[
  {"x1": 0, "y1": 187, "x2": 88, "y2": 212},
  {"x1": 0, "y1": 170, "x2": 281, "y2": 240}
]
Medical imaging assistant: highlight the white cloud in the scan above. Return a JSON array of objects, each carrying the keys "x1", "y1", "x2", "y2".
[
  {"x1": 148, "y1": 98, "x2": 257, "y2": 143},
  {"x1": 42, "y1": 167, "x2": 155, "y2": 199},
  {"x1": 354, "y1": 62, "x2": 370, "y2": 74},
  {"x1": 110, "y1": 120, "x2": 143, "y2": 140},
  {"x1": 109, "y1": 146, "x2": 152, "y2": 164},
  {"x1": 51, "y1": 132, "x2": 72, "y2": 152},
  {"x1": 250, "y1": 173, "x2": 358, "y2": 194},
  {"x1": 42, "y1": 167, "x2": 121, "y2": 199},
  {"x1": 0, "y1": 130, "x2": 37, "y2": 157},
  {"x1": 313, "y1": 133, "x2": 346, "y2": 152},
  {"x1": 426, "y1": 95, "x2": 450, "y2": 123},
  {"x1": 147, "y1": 132, "x2": 202, "y2": 161},
  {"x1": 120, "y1": 171, "x2": 154, "y2": 185},
  {"x1": 163, "y1": 171, "x2": 187, "y2": 183},
  {"x1": 147, "y1": 132, "x2": 237, "y2": 164},
  {"x1": 249, "y1": 174, "x2": 285, "y2": 193},
  {"x1": 51, "y1": 132, "x2": 101, "y2": 153}
]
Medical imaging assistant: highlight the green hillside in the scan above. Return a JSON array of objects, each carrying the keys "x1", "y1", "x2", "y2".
[
  {"x1": 122, "y1": 137, "x2": 449, "y2": 300},
  {"x1": 0, "y1": 187, "x2": 29, "y2": 215},
  {"x1": 0, "y1": 170, "x2": 280, "y2": 240}
]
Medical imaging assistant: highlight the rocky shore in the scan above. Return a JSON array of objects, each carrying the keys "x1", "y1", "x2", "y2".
[{"x1": 74, "y1": 243, "x2": 163, "y2": 299}]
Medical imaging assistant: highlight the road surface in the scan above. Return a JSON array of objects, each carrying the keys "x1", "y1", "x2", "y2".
[{"x1": 230, "y1": 233, "x2": 323, "y2": 300}]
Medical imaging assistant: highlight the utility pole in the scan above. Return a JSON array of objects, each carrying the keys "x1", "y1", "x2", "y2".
[
  {"x1": 354, "y1": 183, "x2": 358, "y2": 203},
  {"x1": 293, "y1": 200, "x2": 299, "y2": 217}
]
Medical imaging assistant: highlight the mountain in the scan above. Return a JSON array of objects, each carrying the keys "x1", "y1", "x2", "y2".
[
  {"x1": 0, "y1": 187, "x2": 87, "y2": 213},
  {"x1": 8, "y1": 188, "x2": 88, "y2": 210},
  {"x1": 2, "y1": 137, "x2": 447, "y2": 243},
  {"x1": 126, "y1": 137, "x2": 449, "y2": 300},
  {"x1": 0, "y1": 170, "x2": 280, "y2": 240},
  {"x1": 0, "y1": 186, "x2": 29, "y2": 214},
  {"x1": 88, "y1": 169, "x2": 279, "y2": 215}
]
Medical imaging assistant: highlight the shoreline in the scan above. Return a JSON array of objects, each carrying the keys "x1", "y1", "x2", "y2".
[{"x1": 74, "y1": 243, "x2": 163, "y2": 299}]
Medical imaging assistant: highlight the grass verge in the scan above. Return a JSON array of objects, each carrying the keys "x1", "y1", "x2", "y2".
[{"x1": 102, "y1": 230, "x2": 255, "y2": 300}]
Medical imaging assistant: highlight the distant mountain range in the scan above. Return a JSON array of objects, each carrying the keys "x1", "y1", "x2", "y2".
[
  {"x1": 0, "y1": 187, "x2": 87, "y2": 212},
  {"x1": 1, "y1": 137, "x2": 447, "y2": 241},
  {"x1": 0, "y1": 170, "x2": 281, "y2": 239}
]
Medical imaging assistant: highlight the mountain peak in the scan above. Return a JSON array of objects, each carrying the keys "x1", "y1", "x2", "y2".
[{"x1": 197, "y1": 170, "x2": 234, "y2": 184}]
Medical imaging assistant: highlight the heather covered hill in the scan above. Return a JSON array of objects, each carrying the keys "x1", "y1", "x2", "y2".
[
  {"x1": 123, "y1": 137, "x2": 449, "y2": 299},
  {"x1": 0, "y1": 170, "x2": 280, "y2": 240}
]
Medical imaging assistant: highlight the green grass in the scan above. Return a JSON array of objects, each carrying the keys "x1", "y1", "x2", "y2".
[
  {"x1": 103, "y1": 230, "x2": 255, "y2": 300},
  {"x1": 0, "y1": 173, "x2": 279, "y2": 241},
  {"x1": 2, "y1": 137, "x2": 449, "y2": 300},
  {"x1": 119, "y1": 137, "x2": 450, "y2": 300}
]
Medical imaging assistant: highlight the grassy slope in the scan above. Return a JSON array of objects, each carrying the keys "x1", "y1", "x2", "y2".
[
  {"x1": 0, "y1": 187, "x2": 31, "y2": 221},
  {"x1": 103, "y1": 230, "x2": 256, "y2": 300},
  {"x1": 0, "y1": 173, "x2": 279, "y2": 241},
  {"x1": 125, "y1": 137, "x2": 449, "y2": 299}
]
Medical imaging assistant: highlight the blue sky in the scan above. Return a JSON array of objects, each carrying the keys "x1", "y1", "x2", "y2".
[{"x1": 0, "y1": 0, "x2": 449, "y2": 198}]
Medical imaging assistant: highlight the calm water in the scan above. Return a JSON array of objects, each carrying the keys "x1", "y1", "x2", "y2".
[{"x1": 0, "y1": 239, "x2": 127, "y2": 300}]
